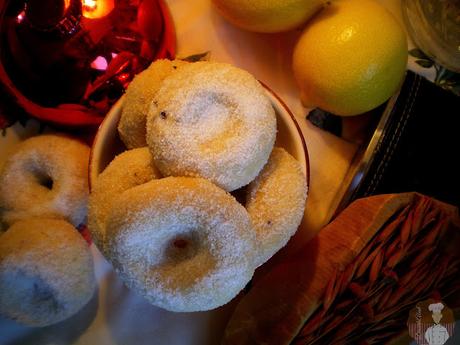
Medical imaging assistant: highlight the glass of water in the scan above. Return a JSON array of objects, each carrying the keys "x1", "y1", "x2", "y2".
[{"x1": 401, "y1": 0, "x2": 460, "y2": 72}]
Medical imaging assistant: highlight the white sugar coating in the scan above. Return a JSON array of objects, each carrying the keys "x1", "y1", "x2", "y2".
[
  {"x1": 0, "y1": 135, "x2": 89, "y2": 227},
  {"x1": 146, "y1": 61, "x2": 277, "y2": 192},
  {"x1": 118, "y1": 59, "x2": 189, "y2": 148},
  {"x1": 0, "y1": 218, "x2": 96, "y2": 327},
  {"x1": 246, "y1": 147, "x2": 308, "y2": 267},
  {"x1": 88, "y1": 147, "x2": 161, "y2": 256},
  {"x1": 105, "y1": 177, "x2": 256, "y2": 312}
]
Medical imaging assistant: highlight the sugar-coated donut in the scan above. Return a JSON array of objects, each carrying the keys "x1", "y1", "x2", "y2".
[
  {"x1": 118, "y1": 59, "x2": 188, "y2": 149},
  {"x1": 0, "y1": 218, "x2": 96, "y2": 327},
  {"x1": 88, "y1": 147, "x2": 161, "y2": 255},
  {"x1": 106, "y1": 177, "x2": 256, "y2": 312},
  {"x1": 0, "y1": 135, "x2": 89, "y2": 228},
  {"x1": 146, "y1": 61, "x2": 276, "y2": 192},
  {"x1": 246, "y1": 147, "x2": 307, "y2": 267}
]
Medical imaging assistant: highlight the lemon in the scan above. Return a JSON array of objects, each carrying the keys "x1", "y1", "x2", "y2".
[
  {"x1": 292, "y1": 0, "x2": 408, "y2": 116},
  {"x1": 212, "y1": 0, "x2": 326, "y2": 33}
]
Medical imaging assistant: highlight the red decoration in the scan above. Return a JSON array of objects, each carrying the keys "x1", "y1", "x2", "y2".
[{"x1": 0, "y1": 0, "x2": 176, "y2": 128}]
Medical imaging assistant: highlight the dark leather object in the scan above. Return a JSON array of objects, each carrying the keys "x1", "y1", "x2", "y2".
[{"x1": 349, "y1": 70, "x2": 460, "y2": 207}]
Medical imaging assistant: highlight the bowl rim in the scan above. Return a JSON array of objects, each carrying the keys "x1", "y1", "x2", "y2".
[
  {"x1": 89, "y1": 84, "x2": 310, "y2": 191},
  {"x1": 260, "y1": 81, "x2": 310, "y2": 188},
  {"x1": 88, "y1": 95, "x2": 124, "y2": 191}
]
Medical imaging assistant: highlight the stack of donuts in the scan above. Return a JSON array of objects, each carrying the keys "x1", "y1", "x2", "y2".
[
  {"x1": 89, "y1": 60, "x2": 308, "y2": 312},
  {"x1": 0, "y1": 135, "x2": 96, "y2": 326}
]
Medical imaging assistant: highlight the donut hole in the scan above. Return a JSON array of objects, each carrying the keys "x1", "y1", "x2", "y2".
[
  {"x1": 173, "y1": 238, "x2": 188, "y2": 249},
  {"x1": 31, "y1": 167, "x2": 54, "y2": 190},
  {"x1": 31, "y1": 278, "x2": 61, "y2": 312},
  {"x1": 0, "y1": 269, "x2": 63, "y2": 321},
  {"x1": 164, "y1": 231, "x2": 200, "y2": 263},
  {"x1": 37, "y1": 174, "x2": 54, "y2": 190}
]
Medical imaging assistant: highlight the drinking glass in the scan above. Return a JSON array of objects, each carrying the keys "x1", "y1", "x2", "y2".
[{"x1": 401, "y1": 0, "x2": 460, "y2": 72}]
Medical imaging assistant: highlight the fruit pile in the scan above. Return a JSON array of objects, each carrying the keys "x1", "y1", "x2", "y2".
[{"x1": 212, "y1": 0, "x2": 408, "y2": 116}]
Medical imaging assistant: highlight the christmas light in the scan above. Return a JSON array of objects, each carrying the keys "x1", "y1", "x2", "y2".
[{"x1": 82, "y1": 0, "x2": 114, "y2": 19}]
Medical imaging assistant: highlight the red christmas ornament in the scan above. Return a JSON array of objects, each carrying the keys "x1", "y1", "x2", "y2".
[{"x1": 0, "y1": 0, "x2": 175, "y2": 127}]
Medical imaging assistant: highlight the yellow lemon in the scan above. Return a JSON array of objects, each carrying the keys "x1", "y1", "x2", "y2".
[
  {"x1": 292, "y1": 0, "x2": 408, "y2": 116},
  {"x1": 212, "y1": 0, "x2": 326, "y2": 33}
]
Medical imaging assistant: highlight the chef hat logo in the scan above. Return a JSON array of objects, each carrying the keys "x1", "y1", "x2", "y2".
[
  {"x1": 428, "y1": 302, "x2": 445, "y2": 314},
  {"x1": 407, "y1": 299, "x2": 456, "y2": 345}
]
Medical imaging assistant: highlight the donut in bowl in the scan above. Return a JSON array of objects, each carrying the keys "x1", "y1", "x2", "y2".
[
  {"x1": 246, "y1": 147, "x2": 308, "y2": 267},
  {"x1": 105, "y1": 177, "x2": 256, "y2": 312},
  {"x1": 146, "y1": 62, "x2": 277, "y2": 192},
  {"x1": 118, "y1": 59, "x2": 188, "y2": 149}
]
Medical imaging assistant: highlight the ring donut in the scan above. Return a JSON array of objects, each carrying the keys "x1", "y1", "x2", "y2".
[
  {"x1": 246, "y1": 147, "x2": 307, "y2": 267},
  {"x1": 146, "y1": 61, "x2": 277, "y2": 192},
  {"x1": 88, "y1": 147, "x2": 161, "y2": 255},
  {"x1": 106, "y1": 177, "x2": 256, "y2": 312},
  {"x1": 118, "y1": 59, "x2": 188, "y2": 149},
  {"x1": 0, "y1": 218, "x2": 96, "y2": 327},
  {"x1": 0, "y1": 135, "x2": 89, "y2": 228}
]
